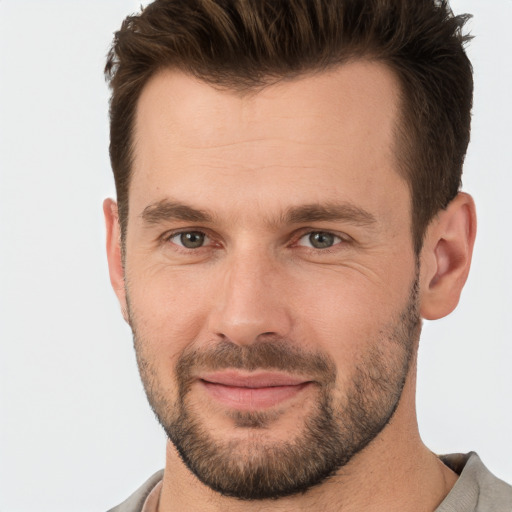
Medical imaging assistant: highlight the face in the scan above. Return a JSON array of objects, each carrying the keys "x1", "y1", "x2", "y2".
[{"x1": 120, "y1": 62, "x2": 421, "y2": 499}]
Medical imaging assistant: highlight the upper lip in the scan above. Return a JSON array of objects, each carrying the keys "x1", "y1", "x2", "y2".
[{"x1": 199, "y1": 371, "x2": 311, "y2": 388}]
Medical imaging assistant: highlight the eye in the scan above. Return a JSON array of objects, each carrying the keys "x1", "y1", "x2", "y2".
[
  {"x1": 168, "y1": 231, "x2": 209, "y2": 249},
  {"x1": 297, "y1": 231, "x2": 343, "y2": 249}
]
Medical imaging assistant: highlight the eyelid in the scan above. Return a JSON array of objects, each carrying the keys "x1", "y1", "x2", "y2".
[
  {"x1": 291, "y1": 228, "x2": 353, "y2": 254},
  {"x1": 162, "y1": 228, "x2": 216, "y2": 249},
  {"x1": 297, "y1": 231, "x2": 343, "y2": 245},
  {"x1": 293, "y1": 229, "x2": 350, "y2": 246},
  {"x1": 159, "y1": 227, "x2": 351, "y2": 251}
]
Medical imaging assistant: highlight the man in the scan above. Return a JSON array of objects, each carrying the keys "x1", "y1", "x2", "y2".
[{"x1": 103, "y1": 0, "x2": 512, "y2": 510}]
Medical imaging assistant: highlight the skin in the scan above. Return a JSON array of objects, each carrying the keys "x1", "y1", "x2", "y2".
[{"x1": 105, "y1": 61, "x2": 476, "y2": 511}]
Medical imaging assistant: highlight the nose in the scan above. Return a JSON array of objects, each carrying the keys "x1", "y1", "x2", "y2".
[{"x1": 207, "y1": 249, "x2": 293, "y2": 346}]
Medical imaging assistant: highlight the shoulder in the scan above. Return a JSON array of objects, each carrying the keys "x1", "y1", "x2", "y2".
[
  {"x1": 437, "y1": 453, "x2": 512, "y2": 512},
  {"x1": 107, "y1": 470, "x2": 164, "y2": 512}
]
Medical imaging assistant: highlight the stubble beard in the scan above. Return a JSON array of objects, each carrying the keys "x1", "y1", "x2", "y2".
[{"x1": 129, "y1": 276, "x2": 420, "y2": 501}]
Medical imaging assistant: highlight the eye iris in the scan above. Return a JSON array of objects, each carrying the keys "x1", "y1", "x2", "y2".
[
  {"x1": 309, "y1": 232, "x2": 335, "y2": 249},
  {"x1": 180, "y1": 232, "x2": 205, "y2": 248}
]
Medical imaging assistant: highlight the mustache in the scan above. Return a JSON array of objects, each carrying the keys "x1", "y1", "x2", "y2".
[{"x1": 175, "y1": 338, "x2": 337, "y2": 384}]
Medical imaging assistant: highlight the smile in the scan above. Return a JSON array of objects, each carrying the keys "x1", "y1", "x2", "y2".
[{"x1": 198, "y1": 371, "x2": 313, "y2": 410}]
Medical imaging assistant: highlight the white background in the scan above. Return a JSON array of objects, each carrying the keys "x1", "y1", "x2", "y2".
[{"x1": 0, "y1": 1, "x2": 510, "y2": 510}]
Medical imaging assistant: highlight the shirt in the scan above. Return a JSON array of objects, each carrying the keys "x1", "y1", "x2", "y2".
[{"x1": 107, "y1": 452, "x2": 512, "y2": 512}]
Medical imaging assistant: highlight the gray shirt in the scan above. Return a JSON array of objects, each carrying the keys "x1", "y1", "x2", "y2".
[
  {"x1": 107, "y1": 452, "x2": 512, "y2": 511},
  {"x1": 436, "y1": 452, "x2": 511, "y2": 511}
]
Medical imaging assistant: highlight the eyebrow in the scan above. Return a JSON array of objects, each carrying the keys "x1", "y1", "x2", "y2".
[
  {"x1": 140, "y1": 199, "x2": 376, "y2": 227},
  {"x1": 283, "y1": 203, "x2": 376, "y2": 226},
  {"x1": 141, "y1": 200, "x2": 213, "y2": 224}
]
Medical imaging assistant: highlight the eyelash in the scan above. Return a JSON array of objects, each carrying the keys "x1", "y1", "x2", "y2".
[
  {"x1": 162, "y1": 230, "x2": 215, "y2": 251},
  {"x1": 295, "y1": 232, "x2": 345, "y2": 250},
  {"x1": 161, "y1": 229, "x2": 350, "y2": 253}
]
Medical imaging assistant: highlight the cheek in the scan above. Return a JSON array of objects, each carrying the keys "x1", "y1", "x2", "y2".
[
  {"x1": 292, "y1": 265, "x2": 407, "y2": 330},
  {"x1": 126, "y1": 264, "x2": 213, "y2": 364},
  {"x1": 288, "y1": 266, "x2": 414, "y2": 371}
]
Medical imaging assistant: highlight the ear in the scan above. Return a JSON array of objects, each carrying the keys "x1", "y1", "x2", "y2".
[
  {"x1": 419, "y1": 192, "x2": 477, "y2": 320},
  {"x1": 103, "y1": 198, "x2": 129, "y2": 323}
]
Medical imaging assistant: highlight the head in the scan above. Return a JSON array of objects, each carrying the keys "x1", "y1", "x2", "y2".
[{"x1": 104, "y1": 0, "x2": 476, "y2": 502}]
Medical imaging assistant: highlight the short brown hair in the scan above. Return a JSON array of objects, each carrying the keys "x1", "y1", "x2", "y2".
[{"x1": 105, "y1": 0, "x2": 473, "y2": 253}]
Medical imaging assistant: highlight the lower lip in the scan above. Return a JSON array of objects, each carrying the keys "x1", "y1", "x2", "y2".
[{"x1": 200, "y1": 380, "x2": 311, "y2": 409}]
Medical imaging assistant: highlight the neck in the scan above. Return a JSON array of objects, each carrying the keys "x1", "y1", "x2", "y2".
[{"x1": 157, "y1": 364, "x2": 458, "y2": 512}]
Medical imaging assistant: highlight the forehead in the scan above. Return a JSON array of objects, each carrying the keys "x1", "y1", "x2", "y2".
[
  {"x1": 134, "y1": 60, "x2": 401, "y2": 154},
  {"x1": 130, "y1": 61, "x2": 407, "y2": 225}
]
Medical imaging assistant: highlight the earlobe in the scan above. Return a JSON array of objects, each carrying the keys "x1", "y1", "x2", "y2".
[
  {"x1": 103, "y1": 198, "x2": 129, "y2": 322},
  {"x1": 419, "y1": 192, "x2": 477, "y2": 320}
]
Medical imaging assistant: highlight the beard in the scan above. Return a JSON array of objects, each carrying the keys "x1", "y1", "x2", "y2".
[{"x1": 128, "y1": 275, "x2": 420, "y2": 501}]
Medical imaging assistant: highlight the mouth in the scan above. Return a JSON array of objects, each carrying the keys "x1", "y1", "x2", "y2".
[{"x1": 198, "y1": 371, "x2": 313, "y2": 410}]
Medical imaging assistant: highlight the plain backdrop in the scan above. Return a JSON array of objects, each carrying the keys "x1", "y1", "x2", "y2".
[{"x1": 0, "y1": 1, "x2": 511, "y2": 510}]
